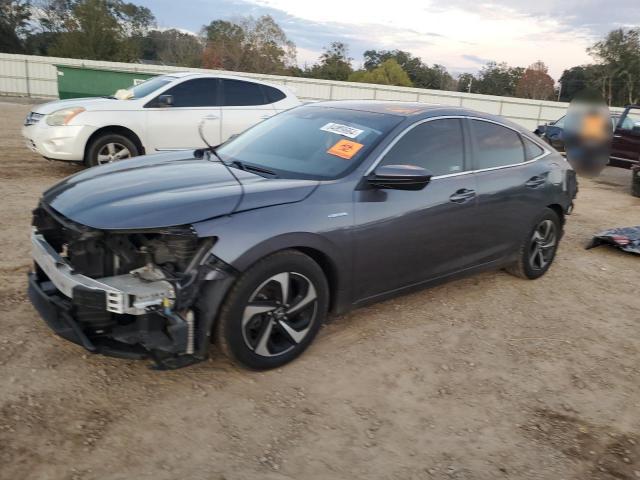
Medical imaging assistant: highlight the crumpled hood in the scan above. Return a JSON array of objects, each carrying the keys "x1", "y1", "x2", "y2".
[{"x1": 42, "y1": 152, "x2": 318, "y2": 230}]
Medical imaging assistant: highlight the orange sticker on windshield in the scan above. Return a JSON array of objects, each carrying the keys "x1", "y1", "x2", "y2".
[{"x1": 327, "y1": 139, "x2": 364, "y2": 159}]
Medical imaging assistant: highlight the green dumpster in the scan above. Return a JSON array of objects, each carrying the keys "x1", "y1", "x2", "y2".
[{"x1": 55, "y1": 65, "x2": 156, "y2": 99}]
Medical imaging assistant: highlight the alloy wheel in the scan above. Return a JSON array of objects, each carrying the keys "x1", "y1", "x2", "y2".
[
  {"x1": 528, "y1": 219, "x2": 557, "y2": 270},
  {"x1": 241, "y1": 272, "x2": 318, "y2": 357},
  {"x1": 97, "y1": 142, "x2": 131, "y2": 164}
]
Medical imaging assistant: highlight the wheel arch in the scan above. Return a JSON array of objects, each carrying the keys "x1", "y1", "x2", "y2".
[
  {"x1": 84, "y1": 125, "x2": 145, "y2": 162},
  {"x1": 546, "y1": 203, "x2": 565, "y2": 226},
  {"x1": 227, "y1": 233, "x2": 350, "y2": 315}
]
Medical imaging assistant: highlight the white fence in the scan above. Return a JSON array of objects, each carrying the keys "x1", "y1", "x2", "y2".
[{"x1": 0, "y1": 52, "x2": 619, "y2": 129}]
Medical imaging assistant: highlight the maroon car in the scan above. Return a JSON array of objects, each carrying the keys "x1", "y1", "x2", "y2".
[{"x1": 611, "y1": 104, "x2": 640, "y2": 168}]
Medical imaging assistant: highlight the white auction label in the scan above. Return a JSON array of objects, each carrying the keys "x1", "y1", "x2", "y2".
[{"x1": 320, "y1": 122, "x2": 364, "y2": 139}]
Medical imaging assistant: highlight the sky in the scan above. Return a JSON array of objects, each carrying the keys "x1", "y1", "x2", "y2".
[{"x1": 133, "y1": 0, "x2": 640, "y2": 80}]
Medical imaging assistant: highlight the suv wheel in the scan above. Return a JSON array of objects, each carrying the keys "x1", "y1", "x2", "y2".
[
  {"x1": 506, "y1": 208, "x2": 561, "y2": 280},
  {"x1": 85, "y1": 133, "x2": 139, "y2": 167},
  {"x1": 216, "y1": 250, "x2": 329, "y2": 369}
]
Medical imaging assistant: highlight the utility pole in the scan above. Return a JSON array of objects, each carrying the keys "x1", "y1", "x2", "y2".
[{"x1": 557, "y1": 82, "x2": 562, "y2": 102}]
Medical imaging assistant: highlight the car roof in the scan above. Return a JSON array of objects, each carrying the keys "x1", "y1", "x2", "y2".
[
  {"x1": 306, "y1": 100, "x2": 524, "y2": 126},
  {"x1": 162, "y1": 72, "x2": 293, "y2": 93}
]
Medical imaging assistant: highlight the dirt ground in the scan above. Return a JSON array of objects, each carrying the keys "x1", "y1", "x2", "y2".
[{"x1": 0, "y1": 98, "x2": 639, "y2": 480}]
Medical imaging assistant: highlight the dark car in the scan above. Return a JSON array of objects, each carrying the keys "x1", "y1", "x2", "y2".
[
  {"x1": 610, "y1": 104, "x2": 640, "y2": 168},
  {"x1": 535, "y1": 113, "x2": 621, "y2": 153},
  {"x1": 28, "y1": 101, "x2": 577, "y2": 370}
]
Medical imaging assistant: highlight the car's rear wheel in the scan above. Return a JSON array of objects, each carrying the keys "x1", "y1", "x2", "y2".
[
  {"x1": 85, "y1": 133, "x2": 139, "y2": 167},
  {"x1": 216, "y1": 250, "x2": 329, "y2": 369},
  {"x1": 506, "y1": 208, "x2": 561, "y2": 280}
]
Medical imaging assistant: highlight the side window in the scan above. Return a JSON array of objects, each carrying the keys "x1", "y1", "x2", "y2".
[
  {"x1": 523, "y1": 137, "x2": 544, "y2": 160},
  {"x1": 263, "y1": 85, "x2": 286, "y2": 103},
  {"x1": 470, "y1": 120, "x2": 525, "y2": 169},
  {"x1": 380, "y1": 119, "x2": 466, "y2": 176},
  {"x1": 222, "y1": 79, "x2": 268, "y2": 106},
  {"x1": 619, "y1": 109, "x2": 640, "y2": 132},
  {"x1": 152, "y1": 78, "x2": 219, "y2": 107}
]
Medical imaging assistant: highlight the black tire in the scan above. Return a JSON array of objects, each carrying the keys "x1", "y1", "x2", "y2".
[
  {"x1": 216, "y1": 250, "x2": 329, "y2": 370},
  {"x1": 85, "y1": 133, "x2": 139, "y2": 167},
  {"x1": 506, "y1": 208, "x2": 561, "y2": 280}
]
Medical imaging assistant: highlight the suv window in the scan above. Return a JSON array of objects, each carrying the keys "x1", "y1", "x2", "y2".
[
  {"x1": 264, "y1": 85, "x2": 286, "y2": 103},
  {"x1": 523, "y1": 137, "x2": 544, "y2": 160},
  {"x1": 150, "y1": 78, "x2": 219, "y2": 107},
  {"x1": 470, "y1": 120, "x2": 525, "y2": 169},
  {"x1": 618, "y1": 109, "x2": 640, "y2": 132},
  {"x1": 222, "y1": 79, "x2": 268, "y2": 106},
  {"x1": 380, "y1": 119, "x2": 466, "y2": 176}
]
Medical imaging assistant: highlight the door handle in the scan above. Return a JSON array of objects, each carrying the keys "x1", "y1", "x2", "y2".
[
  {"x1": 525, "y1": 175, "x2": 547, "y2": 188},
  {"x1": 613, "y1": 134, "x2": 622, "y2": 138},
  {"x1": 261, "y1": 115, "x2": 273, "y2": 120},
  {"x1": 449, "y1": 188, "x2": 476, "y2": 203},
  {"x1": 202, "y1": 114, "x2": 219, "y2": 120}
]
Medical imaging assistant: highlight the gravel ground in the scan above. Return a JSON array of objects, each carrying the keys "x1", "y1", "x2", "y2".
[{"x1": 0, "y1": 99, "x2": 639, "y2": 480}]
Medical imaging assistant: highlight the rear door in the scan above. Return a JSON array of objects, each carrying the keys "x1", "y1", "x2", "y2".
[
  {"x1": 468, "y1": 119, "x2": 551, "y2": 261},
  {"x1": 219, "y1": 79, "x2": 278, "y2": 142},
  {"x1": 144, "y1": 78, "x2": 221, "y2": 151},
  {"x1": 611, "y1": 106, "x2": 640, "y2": 167}
]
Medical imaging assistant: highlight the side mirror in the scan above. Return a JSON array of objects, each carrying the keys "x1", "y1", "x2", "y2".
[
  {"x1": 367, "y1": 164, "x2": 432, "y2": 191},
  {"x1": 157, "y1": 94, "x2": 174, "y2": 107}
]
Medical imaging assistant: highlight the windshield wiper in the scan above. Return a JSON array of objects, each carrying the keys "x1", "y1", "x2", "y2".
[{"x1": 242, "y1": 163, "x2": 278, "y2": 178}]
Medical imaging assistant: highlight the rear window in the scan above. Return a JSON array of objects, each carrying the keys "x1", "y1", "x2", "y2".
[
  {"x1": 264, "y1": 85, "x2": 286, "y2": 103},
  {"x1": 470, "y1": 120, "x2": 525, "y2": 169},
  {"x1": 222, "y1": 79, "x2": 267, "y2": 106},
  {"x1": 523, "y1": 137, "x2": 545, "y2": 160}
]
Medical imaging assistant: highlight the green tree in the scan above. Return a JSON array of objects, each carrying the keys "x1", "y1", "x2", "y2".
[
  {"x1": 363, "y1": 49, "x2": 453, "y2": 89},
  {"x1": 349, "y1": 59, "x2": 412, "y2": 87},
  {"x1": 308, "y1": 42, "x2": 353, "y2": 81},
  {"x1": 202, "y1": 15, "x2": 295, "y2": 74},
  {"x1": 475, "y1": 61, "x2": 524, "y2": 96},
  {"x1": 589, "y1": 28, "x2": 640, "y2": 105},
  {"x1": 456, "y1": 73, "x2": 477, "y2": 93},
  {"x1": 0, "y1": 0, "x2": 31, "y2": 53},
  {"x1": 26, "y1": 0, "x2": 73, "y2": 55},
  {"x1": 47, "y1": 0, "x2": 155, "y2": 61},
  {"x1": 135, "y1": 29, "x2": 203, "y2": 67}
]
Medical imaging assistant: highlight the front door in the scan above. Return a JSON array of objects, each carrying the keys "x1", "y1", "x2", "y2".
[
  {"x1": 353, "y1": 118, "x2": 481, "y2": 302},
  {"x1": 611, "y1": 106, "x2": 640, "y2": 167},
  {"x1": 145, "y1": 78, "x2": 221, "y2": 151}
]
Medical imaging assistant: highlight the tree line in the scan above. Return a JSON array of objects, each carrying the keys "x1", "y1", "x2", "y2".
[{"x1": 2, "y1": 0, "x2": 639, "y2": 106}]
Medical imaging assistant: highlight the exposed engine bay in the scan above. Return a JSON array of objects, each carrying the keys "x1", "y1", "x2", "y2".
[{"x1": 29, "y1": 205, "x2": 235, "y2": 369}]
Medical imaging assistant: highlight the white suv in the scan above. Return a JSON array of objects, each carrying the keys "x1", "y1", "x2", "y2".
[{"x1": 22, "y1": 72, "x2": 301, "y2": 166}]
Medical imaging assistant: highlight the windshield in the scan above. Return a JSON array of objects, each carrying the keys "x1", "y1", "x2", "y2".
[
  {"x1": 554, "y1": 116, "x2": 565, "y2": 128},
  {"x1": 124, "y1": 75, "x2": 173, "y2": 99},
  {"x1": 216, "y1": 106, "x2": 403, "y2": 180}
]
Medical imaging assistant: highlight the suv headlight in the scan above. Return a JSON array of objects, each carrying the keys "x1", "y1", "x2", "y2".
[{"x1": 46, "y1": 107, "x2": 86, "y2": 126}]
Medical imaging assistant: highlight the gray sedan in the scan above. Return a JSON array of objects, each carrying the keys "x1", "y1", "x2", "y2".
[{"x1": 28, "y1": 101, "x2": 577, "y2": 370}]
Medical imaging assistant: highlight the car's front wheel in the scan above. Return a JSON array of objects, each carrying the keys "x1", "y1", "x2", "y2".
[
  {"x1": 216, "y1": 250, "x2": 329, "y2": 369},
  {"x1": 506, "y1": 208, "x2": 561, "y2": 279},
  {"x1": 85, "y1": 133, "x2": 139, "y2": 167}
]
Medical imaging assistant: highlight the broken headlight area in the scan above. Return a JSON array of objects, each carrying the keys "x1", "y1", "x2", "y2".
[{"x1": 29, "y1": 205, "x2": 235, "y2": 369}]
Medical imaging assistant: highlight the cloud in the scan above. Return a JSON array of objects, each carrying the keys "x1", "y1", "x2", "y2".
[
  {"x1": 134, "y1": 0, "x2": 621, "y2": 79},
  {"x1": 462, "y1": 54, "x2": 493, "y2": 65}
]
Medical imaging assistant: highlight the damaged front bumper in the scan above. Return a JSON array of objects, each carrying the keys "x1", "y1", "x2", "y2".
[{"x1": 28, "y1": 230, "x2": 235, "y2": 369}]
